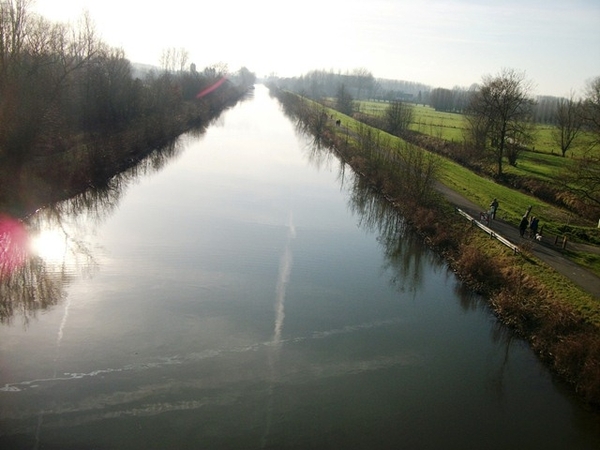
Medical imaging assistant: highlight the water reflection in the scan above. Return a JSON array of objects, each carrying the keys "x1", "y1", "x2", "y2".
[
  {"x1": 296, "y1": 134, "x2": 502, "y2": 311},
  {"x1": 0, "y1": 139, "x2": 188, "y2": 324},
  {"x1": 303, "y1": 137, "x2": 447, "y2": 295},
  {"x1": 0, "y1": 213, "x2": 70, "y2": 326},
  {"x1": 489, "y1": 321, "x2": 517, "y2": 402},
  {"x1": 299, "y1": 124, "x2": 529, "y2": 409}
]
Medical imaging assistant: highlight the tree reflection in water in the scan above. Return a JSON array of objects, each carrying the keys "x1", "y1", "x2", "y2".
[
  {"x1": 303, "y1": 137, "x2": 447, "y2": 295},
  {"x1": 0, "y1": 220, "x2": 71, "y2": 326},
  {"x1": 0, "y1": 139, "x2": 186, "y2": 325},
  {"x1": 302, "y1": 129, "x2": 528, "y2": 407}
]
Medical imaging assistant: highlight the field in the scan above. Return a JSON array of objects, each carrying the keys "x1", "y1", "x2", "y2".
[{"x1": 359, "y1": 101, "x2": 596, "y2": 153}]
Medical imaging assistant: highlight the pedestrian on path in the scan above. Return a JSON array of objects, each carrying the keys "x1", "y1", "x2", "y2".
[
  {"x1": 529, "y1": 216, "x2": 539, "y2": 238},
  {"x1": 489, "y1": 198, "x2": 499, "y2": 220},
  {"x1": 519, "y1": 215, "x2": 528, "y2": 237}
]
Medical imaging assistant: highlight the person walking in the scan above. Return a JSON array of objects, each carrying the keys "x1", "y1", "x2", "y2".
[
  {"x1": 489, "y1": 198, "x2": 499, "y2": 220},
  {"x1": 519, "y1": 215, "x2": 528, "y2": 237},
  {"x1": 529, "y1": 216, "x2": 539, "y2": 238}
]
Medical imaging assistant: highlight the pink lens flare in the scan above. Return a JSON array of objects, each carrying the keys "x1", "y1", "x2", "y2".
[
  {"x1": 0, "y1": 215, "x2": 29, "y2": 278},
  {"x1": 196, "y1": 77, "x2": 227, "y2": 99}
]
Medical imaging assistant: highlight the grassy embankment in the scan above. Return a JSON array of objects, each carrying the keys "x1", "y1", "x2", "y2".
[{"x1": 275, "y1": 91, "x2": 600, "y2": 407}]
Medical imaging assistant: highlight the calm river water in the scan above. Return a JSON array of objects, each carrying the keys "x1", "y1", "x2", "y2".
[{"x1": 1, "y1": 86, "x2": 599, "y2": 449}]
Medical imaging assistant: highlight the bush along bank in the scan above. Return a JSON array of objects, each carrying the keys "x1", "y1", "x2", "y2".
[{"x1": 269, "y1": 86, "x2": 600, "y2": 408}]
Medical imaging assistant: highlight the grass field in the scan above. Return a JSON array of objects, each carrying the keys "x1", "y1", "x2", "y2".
[
  {"x1": 504, "y1": 150, "x2": 576, "y2": 182},
  {"x1": 358, "y1": 100, "x2": 596, "y2": 154},
  {"x1": 358, "y1": 101, "x2": 467, "y2": 142}
]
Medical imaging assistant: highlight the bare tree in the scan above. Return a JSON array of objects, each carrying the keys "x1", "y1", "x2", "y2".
[
  {"x1": 465, "y1": 68, "x2": 535, "y2": 177},
  {"x1": 552, "y1": 92, "x2": 584, "y2": 157},
  {"x1": 0, "y1": 3, "x2": 105, "y2": 172},
  {"x1": 351, "y1": 67, "x2": 374, "y2": 100},
  {"x1": 560, "y1": 77, "x2": 600, "y2": 214},
  {"x1": 463, "y1": 112, "x2": 488, "y2": 154},
  {"x1": 0, "y1": 0, "x2": 31, "y2": 78},
  {"x1": 384, "y1": 100, "x2": 413, "y2": 136},
  {"x1": 336, "y1": 83, "x2": 354, "y2": 116},
  {"x1": 203, "y1": 61, "x2": 228, "y2": 78},
  {"x1": 395, "y1": 141, "x2": 439, "y2": 205},
  {"x1": 563, "y1": 149, "x2": 600, "y2": 211},
  {"x1": 581, "y1": 76, "x2": 600, "y2": 148},
  {"x1": 160, "y1": 47, "x2": 189, "y2": 73},
  {"x1": 505, "y1": 119, "x2": 535, "y2": 166}
]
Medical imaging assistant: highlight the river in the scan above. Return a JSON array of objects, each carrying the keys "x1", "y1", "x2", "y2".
[{"x1": 0, "y1": 85, "x2": 599, "y2": 449}]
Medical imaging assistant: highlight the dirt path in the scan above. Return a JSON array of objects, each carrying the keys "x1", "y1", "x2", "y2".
[{"x1": 436, "y1": 182, "x2": 600, "y2": 300}]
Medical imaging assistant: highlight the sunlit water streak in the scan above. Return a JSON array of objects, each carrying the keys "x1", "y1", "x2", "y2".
[
  {"x1": 273, "y1": 213, "x2": 296, "y2": 347},
  {"x1": 262, "y1": 213, "x2": 296, "y2": 447},
  {"x1": 53, "y1": 296, "x2": 72, "y2": 379},
  {"x1": 0, "y1": 315, "x2": 415, "y2": 437},
  {"x1": 34, "y1": 290, "x2": 74, "y2": 449},
  {"x1": 0, "y1": 316, "x2": 407, "y2": 395}
]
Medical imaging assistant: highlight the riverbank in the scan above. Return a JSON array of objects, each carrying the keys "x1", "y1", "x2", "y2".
[
  {"x1": 270, "y1": 87, "x2": 600, "y2": 408},
  {"x1": 0, "y1": 84, "x2": 251, "y2": 219}
]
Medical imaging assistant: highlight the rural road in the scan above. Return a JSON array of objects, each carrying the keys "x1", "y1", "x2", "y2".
[{"x1": 438, "y1": 183, "x2": 600, "y2": 300}]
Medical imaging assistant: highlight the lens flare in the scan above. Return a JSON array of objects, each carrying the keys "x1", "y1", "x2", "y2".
[
  {"x1": 196, "y1": 77, "x2": 227, "y2": 99},
  {"x1": 0, "y1": 215, "x2": 28, "y2": 277}
]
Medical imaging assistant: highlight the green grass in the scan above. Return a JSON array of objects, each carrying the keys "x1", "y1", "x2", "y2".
[
  {"x1": 533, "y1": 125, "x2": 557, "y2": 154},
  {"x1": 437, "y1": 157, "x2": 572, "y2": 227},
  {"x1": 504, "y1": 150, "x2": 576, "y2": 182},
  {"x1": 341, "y1": 104, "x2": 576, "y2": 227},
  {"x1": 327, "y1": 99, "x2": 600, "y2": 275},
  {"x1": 357, "y1": 100, "x2": 599, "y2": 157},
  {"x1": 435, "y1": 150, "x2": 600, "y2": 277},
  {"x1": 358, "y1": 101, "x2": 466, "y2": 141},
  {"x1": 409, "y1": 105, "x2": 466, "y2": 142}
]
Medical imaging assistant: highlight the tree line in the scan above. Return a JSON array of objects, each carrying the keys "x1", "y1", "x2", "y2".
[
  {"x1": 429, "y1": 85, "x2": 592, "y2": 127},
  {"x1": 0, "y1": 0, "x2": 255, "y2": 213},
  {"x1": 268, "y1": 69, "x2": 428, "y2": 104},
  {"x1": 269, "y1": 69, "x2": 596, "y2": 129}
]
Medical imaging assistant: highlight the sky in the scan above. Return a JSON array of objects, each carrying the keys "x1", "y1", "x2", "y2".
[{"x1": 31, "y1": 0, "x2": 600, "y2": 97}]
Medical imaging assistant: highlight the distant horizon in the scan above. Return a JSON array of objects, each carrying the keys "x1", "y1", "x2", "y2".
[
  {"x1": 130, "y1": 61, "x2": 582, "y2": 99},
  {"x1": 32, "y1": 0, "x2": 600, "y2": 98}
]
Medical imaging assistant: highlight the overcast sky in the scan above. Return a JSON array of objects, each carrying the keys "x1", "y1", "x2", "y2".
[{"x1": 32, "y1": 0, "x2": 600, "y2": 97}]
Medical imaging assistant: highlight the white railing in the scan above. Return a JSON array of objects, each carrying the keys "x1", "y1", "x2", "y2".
[{"x1": 456, "y1": 208, "x2": 520, "y2": 254}]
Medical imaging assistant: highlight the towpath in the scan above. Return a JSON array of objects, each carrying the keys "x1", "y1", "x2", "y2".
[{"x1": 437, "y1": 182, "x2": 600, "y2": 300}]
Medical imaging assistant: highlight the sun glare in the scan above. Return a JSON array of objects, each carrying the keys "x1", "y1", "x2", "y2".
[{"x1": 30, "y1": 229, "x2": 69, "y2": 264}]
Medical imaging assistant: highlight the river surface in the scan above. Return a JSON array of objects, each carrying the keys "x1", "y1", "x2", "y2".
[{"x1": 1, "y1": 86, "x2": 599, "y2": 449}]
